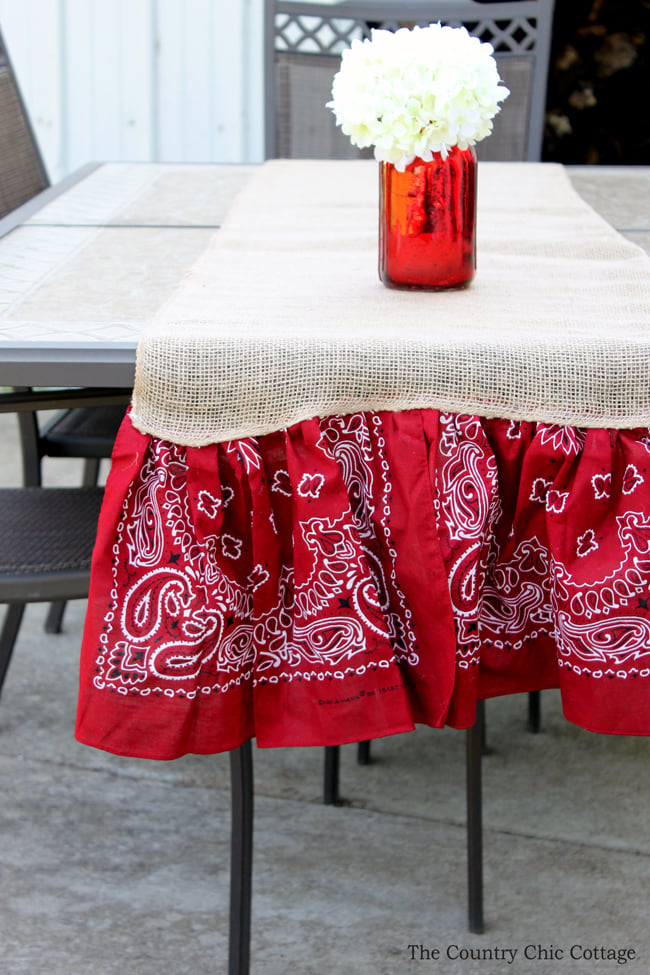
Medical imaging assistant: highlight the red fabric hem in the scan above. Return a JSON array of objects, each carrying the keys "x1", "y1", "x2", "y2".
[{"x1": 560, "y1": 668, "x2": 650, "y2": 736}]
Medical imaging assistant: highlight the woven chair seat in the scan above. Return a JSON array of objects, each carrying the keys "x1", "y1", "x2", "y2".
[{"x1": 0, "y1": 487, "x2": 104, "y2": 602}]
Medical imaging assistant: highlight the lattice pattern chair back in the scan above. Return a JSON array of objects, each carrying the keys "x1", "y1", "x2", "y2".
[
  {"x1": 264, "y1": 0, "x2": 555, "y2": 161},
  {"x1": 0, "y1": 28, "x2": 49, "y2": 219}
]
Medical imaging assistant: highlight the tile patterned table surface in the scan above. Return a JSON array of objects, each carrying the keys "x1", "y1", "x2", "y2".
[{"x1": 0, "y1": 162, "x2": 647, "y2": 388}]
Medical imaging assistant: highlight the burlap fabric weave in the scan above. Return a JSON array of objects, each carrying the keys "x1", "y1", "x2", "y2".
[{"x1": 131, "y1": 160, "x2": 650, "y2": 446}]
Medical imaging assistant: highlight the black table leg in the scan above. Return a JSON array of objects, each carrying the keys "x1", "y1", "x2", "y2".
[
  {"x1": 229, "y1": 741, "x2": 253, "y2": 975},
  {"x1": 466, "y1": 704, "x2": 484, "y2": 934},
  {"x1": 527, "y1": 690, "x2": 541, "y2": 733},
  {"x1": 357, "y1": 740, "x2": 372, "y2": 765},
  {"x1": 323, "y1": 744, "x2": 340, "y2": 804}
]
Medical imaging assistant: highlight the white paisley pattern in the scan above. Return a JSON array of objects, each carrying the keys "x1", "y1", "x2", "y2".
[
  {"x1": 435, "y1": 414, "x2": 500, "y2": 670},
  {"x1": 95, "y1": 414, "x2": 423, "y2": 699},
  {"x1": 478, "y1": 419, "x2": 650, "y2": 698}
]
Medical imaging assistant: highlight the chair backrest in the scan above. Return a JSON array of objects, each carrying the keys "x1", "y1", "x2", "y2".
[
  {"x1": 0, "y1": 28, "x2": 49, "y2": 218},
  {"x1": 264, "y1": 0, "x2": 555, "y2": 161}
]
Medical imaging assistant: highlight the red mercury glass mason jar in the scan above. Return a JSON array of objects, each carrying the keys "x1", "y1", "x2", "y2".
[{"x1": 379, "y1": 146, "x2": 477, "y2": 290}]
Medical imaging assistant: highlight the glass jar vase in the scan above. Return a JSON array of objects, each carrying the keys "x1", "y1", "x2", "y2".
[{"x1": 379, "y1": 147, "x2": 477, "y2": 290}]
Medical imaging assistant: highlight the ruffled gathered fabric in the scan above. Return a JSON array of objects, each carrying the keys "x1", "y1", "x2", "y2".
[{"x1": 75, "y1": 409, "x2": 650, "y2": 759}]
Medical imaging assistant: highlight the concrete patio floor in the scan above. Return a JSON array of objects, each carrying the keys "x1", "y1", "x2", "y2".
[{"x1": 0, "y1": 410, "x2": 649, "y2": 975}]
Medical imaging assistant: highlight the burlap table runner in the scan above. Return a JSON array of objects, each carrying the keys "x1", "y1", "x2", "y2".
[{"x1": 131, "y1": 160, "x2": 650, "y2": 445}]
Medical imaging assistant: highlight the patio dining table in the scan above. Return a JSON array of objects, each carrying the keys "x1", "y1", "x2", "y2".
[{"x1": 1, "y1": 159, "x2": 649, "y2": 761}]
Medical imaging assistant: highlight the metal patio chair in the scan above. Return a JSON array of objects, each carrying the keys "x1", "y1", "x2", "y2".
[
  {"x1": 264, "y1": 0, "x2": 556, "y2": 162},
  {"x1": 0, "y1": 390, "x2": 110, "y2": 697},
  {"x1": 0, "y1": 483, "x2": 104, "y2": 698},
  {"x1": 0, "y1": 27, "x2": 48, "y2": 216},
  {"x1": 14, "y1": 391, "x2": 128, "y2": 633},
  {"x1": 0, "y1": 27, "x2": 129, "y2": 631}
]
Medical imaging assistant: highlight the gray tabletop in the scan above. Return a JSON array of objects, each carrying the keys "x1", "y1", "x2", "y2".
[{"x1": 0, "y1": 162, "x2": 648, "y2": 389}]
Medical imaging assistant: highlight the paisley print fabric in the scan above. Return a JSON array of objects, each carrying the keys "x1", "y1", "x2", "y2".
[{"x1": 75, "y1": 411, "x2": 650, "y2": 759}]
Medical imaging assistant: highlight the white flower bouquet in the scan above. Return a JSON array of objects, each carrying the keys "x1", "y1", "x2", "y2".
[{"x1": 328, "y1": 23, "x2": 510, "y2": 171}]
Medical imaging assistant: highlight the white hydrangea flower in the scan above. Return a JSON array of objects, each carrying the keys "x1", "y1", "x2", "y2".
[{"x1": 327, "y1": 23, "x2": 509, "y2": 170}]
